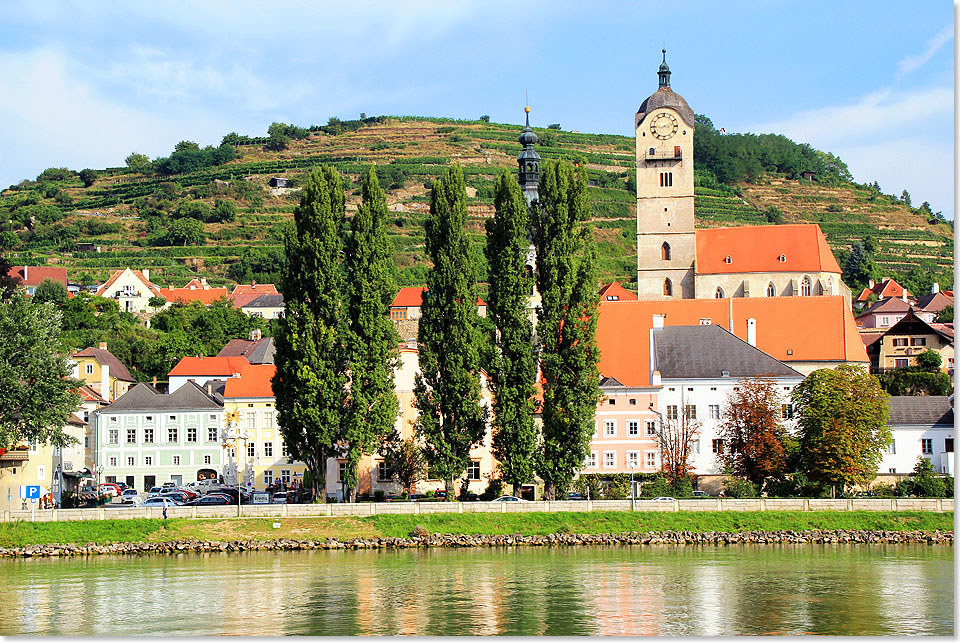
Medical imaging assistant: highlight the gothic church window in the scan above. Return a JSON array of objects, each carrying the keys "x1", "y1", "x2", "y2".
[
  {"x1": 661, "y1": 242, "x2": 671, "y2": 261},
  {"x1": 659, "y1": 172, "x2": 673, "y2": 187},
  {"x1": 663, "y1": 279, "x2": 673, "y2": 297},
  {"x1": 801, "y1": 276, "x2": 811, "y2": 296},
  {"x1": 715, "y1": 287, "x2": 724, "y2": 299},
  {"x1": 767, "y1": 282, "x2": 777, "y2": 297}
]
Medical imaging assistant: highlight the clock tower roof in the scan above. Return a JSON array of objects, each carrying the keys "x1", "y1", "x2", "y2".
[{"x1": 636, "y1": 51, "x2": 695, "y2": 128}]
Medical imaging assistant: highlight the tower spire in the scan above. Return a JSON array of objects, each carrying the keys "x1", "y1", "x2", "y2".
[
  {"x1": 658, "y1": 48, "x2": 671, "y2": 89},
  {"x1": 517, "y1": 104, "x2": 540, "y2": 205}
]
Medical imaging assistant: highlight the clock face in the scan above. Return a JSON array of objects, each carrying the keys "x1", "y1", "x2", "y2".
[{"x1": 650, "y1": 113, "x2": 679, "y2": 140}]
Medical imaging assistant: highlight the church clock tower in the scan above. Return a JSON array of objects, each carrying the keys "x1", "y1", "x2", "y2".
[{"x1": 635, "y1": 51, "x2": 696, "y2": 299}]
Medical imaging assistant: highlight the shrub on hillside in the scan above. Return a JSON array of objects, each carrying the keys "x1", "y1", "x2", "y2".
[{"x1": 722, "y1": 477, "x2": 758, "y2": 498}]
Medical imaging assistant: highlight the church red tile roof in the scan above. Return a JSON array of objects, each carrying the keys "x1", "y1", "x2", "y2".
[
  {"x1": 231, "y1": 283, "x2": 279, "y2": 296},
  {"x1": 695, "y1": 224, "x2": 841, "y2": 275}
]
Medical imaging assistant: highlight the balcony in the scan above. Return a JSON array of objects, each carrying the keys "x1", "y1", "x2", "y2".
[{"x1": 644, "y1": 148, "x2": 682, "y2": 162}]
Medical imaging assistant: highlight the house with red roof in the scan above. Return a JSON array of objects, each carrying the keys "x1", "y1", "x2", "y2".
[
  {"x1": 96, "y1": 268, "x2": 161, "y2": 313},
  {"x1": 167, "y1": 356, "x2": 251, "y2": 393},
  {"x1": 7, "y1": 265, "x2": 68, "y2": 296},
  {"x1": 857, "y1": 277, "x2": 911, "y2": 306},
  {"x1": 599, "y1": 282, "x2": 638, "y2": 302},
  {"x1": 389, "y1": 286, "x2": 486, "y2": 321},
  {"x1": 159, "y1": 277, "x2": 229, "y2": 306},
  {"x1": 70, "y1": 342, "x2": 137, "y2": 402}
]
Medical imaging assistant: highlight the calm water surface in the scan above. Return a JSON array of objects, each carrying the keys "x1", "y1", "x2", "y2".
[{"x1": 0, "y1": 544, "x2": 952, "y2": 636}]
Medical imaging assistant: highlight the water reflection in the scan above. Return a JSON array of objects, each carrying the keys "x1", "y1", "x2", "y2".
[{"x1": 0, "y1": 545, "x2": 952, "y2": 636}]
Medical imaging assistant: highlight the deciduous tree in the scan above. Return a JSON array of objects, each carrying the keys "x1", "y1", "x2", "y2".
[
  {"x1": 533, "y1": 160, "x2": 601, "y2": 499},
  {"x1": 718, "y1": 377, "x2": 788, "y2": 489},
  {"x1": 273, "y1": 167, "x2": 348, "y2": 500},
  {"x1": 340, "y1": 167, "x2": 400, "y2": 502},
  {"x1": 792, "y1": 365, "x2": 890, "y2": 494},
  {"x1": 652, "y1": 406, "x2": 700, "y2": 484},
  {"x1": 414, "y1": 164, "x2": 487, "y2": 500},
  {"x1": 382, "y1": 435, "x2": 426, "y2": 495},
  {"x1": 32, "y1": 278, "x2": 68, "y2": 306},
  {"x1": 484, "y1": 171, "x2": 537, "y2": 497}
]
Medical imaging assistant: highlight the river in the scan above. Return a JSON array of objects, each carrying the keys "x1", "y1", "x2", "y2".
[{"x1": 0, "y1": 544, "x2": 952, "y2": 636}]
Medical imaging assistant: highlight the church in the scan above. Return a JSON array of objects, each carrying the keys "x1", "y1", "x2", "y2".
[{"x1": 632, "y1": 52, "x2": 849, "y2": 303}]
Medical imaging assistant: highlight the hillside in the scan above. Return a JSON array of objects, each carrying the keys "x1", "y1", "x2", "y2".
[{"x1": 0, "y1": 116, "x2": 951, "y2": 291}]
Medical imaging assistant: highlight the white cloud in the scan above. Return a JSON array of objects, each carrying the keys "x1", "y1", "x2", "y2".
[{"x1": 897, "y1": 24, "x2": 953, "y2": 77}]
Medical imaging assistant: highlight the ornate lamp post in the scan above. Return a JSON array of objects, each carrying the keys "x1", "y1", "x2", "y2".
[
  {"x1": 222, "y1": 410, "x2": 248, "y2": 517},
  {"x1": 628, "y1": 457, "x2": 638, "y2": 511}
]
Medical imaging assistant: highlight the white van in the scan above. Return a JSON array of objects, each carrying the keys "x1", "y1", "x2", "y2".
[{"x1": 197, "y1": 479, "x2": 223, "y2": 494}]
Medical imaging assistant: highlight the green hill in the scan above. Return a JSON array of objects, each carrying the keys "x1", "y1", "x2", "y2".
[{"x1": 0, "y1": 116, "x2": 952, "y2": 292}]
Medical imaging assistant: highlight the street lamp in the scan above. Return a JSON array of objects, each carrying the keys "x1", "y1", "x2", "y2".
[
  {"x1": 222, "y1": 410, "x2": 248, "y2": 517},
  {"x1": 628, "y1": 457, "x2": 638, "y2": 510}
]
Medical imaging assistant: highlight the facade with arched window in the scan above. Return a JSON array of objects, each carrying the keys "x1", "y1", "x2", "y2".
[{"x1": 663, "y1": 279, "x2": 673, "y2": 297}]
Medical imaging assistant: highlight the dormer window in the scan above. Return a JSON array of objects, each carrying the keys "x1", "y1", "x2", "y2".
[
  {"x1": 724, "y1": 256, "x2": 732, "y2": 264},
  {"x1": 605, "y1": 295, "x2": 619, "y2": 301},
  {"x1": 778, "y1": 254, "x2": 786, "y2": 262}
]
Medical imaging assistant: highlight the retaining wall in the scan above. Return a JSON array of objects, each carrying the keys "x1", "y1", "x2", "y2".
[{"x1": 0, "y1": 498, "x2": 952, "y2": 523}]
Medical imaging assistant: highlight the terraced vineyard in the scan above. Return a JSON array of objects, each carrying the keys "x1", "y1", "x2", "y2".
[{"x1": 0, "y1": 116, "x2": 951, "y2": 289}]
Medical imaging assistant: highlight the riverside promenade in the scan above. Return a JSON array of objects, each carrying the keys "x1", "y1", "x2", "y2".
[{"x1": 2, "y1": 497, "x2": 952, "y2": 523}]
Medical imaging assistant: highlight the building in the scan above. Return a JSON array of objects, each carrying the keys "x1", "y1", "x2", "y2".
[
  {"x1": 94, "y1": 381, "x2": 224, "y2": 490},
  {"x1": 389, "y1": 287, "x2": 487, "y2": 322},
  {"x1": 881, "y1": 396, "x2": 954, "y2": 476},
  {"x1": 95, "y1": 268, "x2": 161, "y2": 313},
  {"x1": 857, "y1": 278, "x2": 911, "y2": 306},
  {"x1": 6, "y1": 265, "x2": 68, "y2": 296},
  {"x1": 862, "y1": 309, "x2": 954, "y2": 373},
  {"x1": 70, "y1": 343, "x2": 137, "y2": 402},
  {"x1": 159, "y1": 277, "x2": 229, "y2": 306},
  {"x1": 217, "y1": 330, "x2": 276, "y2": 364},
  {"x1": 599, "y1": 282, "x2": 639, "y2": 302},
  {"x1": 633, "y1": 52, "x2": 848, "y2": 303},
  {"x1": 167, "y1": 356, "x2": 251, "y2": 393},
  {"x1": 239, "y1": 294, "x2": 285, "y2": 319},
  {"x1": 856, "y1": 296, "x2": 931, "y2": 328}
]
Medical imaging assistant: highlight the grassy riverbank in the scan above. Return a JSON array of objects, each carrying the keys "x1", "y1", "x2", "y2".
[{"x1": 0, "y1": 511, "x2": 952, "y2": 547}]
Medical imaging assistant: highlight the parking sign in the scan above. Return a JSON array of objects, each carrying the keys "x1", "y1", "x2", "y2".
[{"x1": 20, "y1": 485, "x2": 42, "y2": 500}]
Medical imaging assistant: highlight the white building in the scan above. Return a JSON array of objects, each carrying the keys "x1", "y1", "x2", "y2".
[{"x1": 881, "y1": 396, "x2": 954, "y2": 477}]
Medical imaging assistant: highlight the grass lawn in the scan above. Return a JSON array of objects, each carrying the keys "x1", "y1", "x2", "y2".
[{"x1": 0, "y1": 511, "x2": 951, "y2": 548}]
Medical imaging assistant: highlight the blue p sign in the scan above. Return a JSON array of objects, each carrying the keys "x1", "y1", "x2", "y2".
[{"x1": 20, "y1": 485, "x2": 42, "y2": 500}]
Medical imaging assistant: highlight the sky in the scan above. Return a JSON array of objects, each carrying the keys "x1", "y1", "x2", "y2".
[{"x1": 0, "y1": 1, "x2": 954, "y2": 218}]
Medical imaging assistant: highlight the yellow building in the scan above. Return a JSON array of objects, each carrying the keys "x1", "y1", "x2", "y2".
[{"x1": 70, "y1": 343, "x2": 136, "y2": 402}]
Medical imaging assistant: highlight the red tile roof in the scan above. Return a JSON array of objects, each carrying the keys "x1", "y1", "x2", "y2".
[
  {"x1": 596, "y1": 296, "x2": 867, "y2": 387},
  {"x1": 95, "y1": 268, "x2": 160, "y2": 297},
  {"x1": 168, "y1": 356, "x2": 250, "y2": 378},
  {"x1": 857, "y1": 278, "x2": 910, "y2": 302},
  {"x1": 599, "y1": 282, "x2": 638, "y2": 302},
  {"x1": 77, "y1": 384, "x2": 107, "y2": 403},
  {"x1": 390, "y1": 286, "x2": 486, "y2": 307},
  {"x1": 231, "y1": 283, "x2": 279, "y2": 296},
  {"x1": 695, "y1": 224, "x2": 841, "y2": 275},
  {"x1": 160, "y1": 287, "x2": 229, "y2": 305},
  {"x1": 8, "y1": 266, "x2": 68, "y2": 287},
  {"x1": 223, "y1": 364, "x2": 276, "y2": 399}
]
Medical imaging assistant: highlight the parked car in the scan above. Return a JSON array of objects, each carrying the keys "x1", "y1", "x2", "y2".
[
  {"x1": 434, "y1": 490, "x2": 447, "y2": 500},
  {"x1": 142, "y1": 497, "x2": 182, "y2": 507},
  {"x1": 650, "y1": 496, "x2": 676, "y2": 501},
  {"x1": 567, "y1": 492, "x2": 585, "y2": 500},
  {"x1": 692, "y1": 491, "x2": 708, "y2": 498},
  {"x1": 161, "y1": 482, "x2": 176, "y2": 489},
  {"x1": 272, "y1": 492, "x2": 288, "y2": 504},
  {"x1": 160, "y1": 487, "x2": 198, "y2": 501},
  {"x1": 147, "y1": 486, "x2": 163, "y2": 497},
  {"x1": 491, "y1": 496, "x2": 527, "y2": 502},
  {"x1": 98, "y1": 484, "x2": 120, "y2": 497},
  {"x1": 121, "y1": 488, "x2": 141, "y2": 503},
  {"x1": 185, "y1": 495, "x2": 232, "y2": 506}
]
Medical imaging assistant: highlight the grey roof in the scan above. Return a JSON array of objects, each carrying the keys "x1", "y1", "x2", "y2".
[
  {"x1": 887, "y1": 396, "x2": 953, "y2": 426},
  {"x1": 636, "y1": 87, "x2": 696, "y2": 128},
  {"x1": 71, "y1": 347, "x2": 136, "y2": 382},
  {"x1": 600, "y1": 376, "x2": 625, "y2": 387},
  {"x1": 914, "y1": 291, "x2": 953, "y2": 313},
  {"x1": 102, "y1": 380, "x2": 223, "y2": 413},
  {"x1": 857, "y1": 297, "x2": 912, "y2": 316},
  {"x1": 243, "y1": 294, "x2": 285, "y2": 308},
  {"x1": 216, "y1": 337, "x2": 276, "y2": 364},
  {"x1": 654, "y1": 325, "x2": 801, "y2": 380}
]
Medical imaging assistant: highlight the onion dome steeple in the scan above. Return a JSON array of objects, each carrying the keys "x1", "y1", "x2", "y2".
[
  {"x1": 658, "y1": 49, "x2": 671, "y2": 88},
  {"x1": 517, "y1": 105, "x2": 540, "y2": 204}
]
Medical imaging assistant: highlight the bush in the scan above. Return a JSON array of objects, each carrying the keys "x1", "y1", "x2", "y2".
[
  {"x1": 871, "y1": 483, "x2": 896, "y2": 498},
  {"x1": 722, "y1": 477, "x2": 757, "y2": 498},
  {"x1": 373, "y1": 490, "x2": 385, "y2": 502},
  {"x1": 480, "y1": 477, "x2": 503, "y2": 501},
  {"x1": 78, "y1": 168, "x2": 98, "y2": 187},
  {"x1": 604, "y1": 474, "x2": 630, "y2": 499},
  {"x1": 671, "y1": 476, "x2": 695, "y2": 499},
  {"x1": 641, "y1": 475, "x2": 673, "y2": 498}
]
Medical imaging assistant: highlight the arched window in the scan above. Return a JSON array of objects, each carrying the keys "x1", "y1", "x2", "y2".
[
  {"x1": 649, "y1": 147, "x2": 655, "y2": 156},
  {"x1": 661, "y1": 242, "x2": 671, "y2": 261},
  {"x1": 778, "y1": 254, "x2": 786, "y2": 263},
  {"x1": 826, "y1": 277, "x2": 834, "y2": 296},
  {"x1": 766, "y1": 282, "x2": 776, "y2": 297},
  {"x1": 715, "y1": 287, "x2": 724, "y2": 299},
  {"x1": 724, "y1": 255, "x2": 732, "y2": 264},
  {"x1": 801, "y1": 276, "x2": 811, "y2": 296},
  {"x1": 663, "y1": 279, "x2": 673, "y2": 297}
]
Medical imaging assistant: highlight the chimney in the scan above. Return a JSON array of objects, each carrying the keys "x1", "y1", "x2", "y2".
[
  {"x1": 932, "y1": 282, "x2": 940, "y2": 294},
  {"x1": 152, "y1": 376, "x2": 157, "y2": 386},
  {"x1": 747, "y1": 318, "x2": 757, "y2": 347},
  {"x1": 651, "y1": 370, "x2": 662, "y2": 386},
  {"x1": 142, "y1": 269, "x2": 149, "y2": 282},
  {"x1": 868, "y1": 278, "x2": 875, "y2": 289},
  {"x1": 201, "y1": 277, "x2": 208, "y2": 288},
  {"x1": 101, "y1": 364, "x2": 111, "y2": 402},
  {"x1": 99, "y1": 341, "x2": 107, "y2": 350},
  {"x1": 23, "y1": 266, "x2": 28, "y2": 282},
  {"x1": 902, "y1": 290, "x2": 907, "y2": 302},
  {"x1": 652, "y1": 314, "x2": 665, "y2": 330}
]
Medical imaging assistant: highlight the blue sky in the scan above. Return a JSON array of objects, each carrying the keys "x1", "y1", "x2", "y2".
[{"x1": 0, "y1": 1, "x2": 954, "y2": 218}]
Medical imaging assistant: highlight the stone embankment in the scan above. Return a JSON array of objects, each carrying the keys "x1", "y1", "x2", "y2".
[{"x1": 0, "y1": 530, "x2": 952, "y2": 558}]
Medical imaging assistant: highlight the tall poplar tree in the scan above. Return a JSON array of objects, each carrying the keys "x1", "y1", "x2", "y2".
[
  {"x1": 533, "y1": 160, "x2": 601, "y2": 500},
  {"x1": 273, "y1": 167, "x2": 348, "y2": 499},
  {"x1": 414, "y1": 164, "x2": 487, "y2": 499},
  {"x1": 484, "y1": 171, "x2": 537, "y2": 496},
  {"x1": 340, "y1": 167, "x2": 400, "y2": 502}
]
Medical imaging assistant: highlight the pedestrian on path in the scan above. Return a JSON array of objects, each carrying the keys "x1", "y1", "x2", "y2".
[{"x1": 163, "y1": 505, "x2": 168, "y2": 520}]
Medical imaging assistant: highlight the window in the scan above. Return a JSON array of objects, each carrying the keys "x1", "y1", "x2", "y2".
[
  {"x1": 263, "y1": 470, "x2": 274, "y2": 486},
  {"x1": 127, "y1": 456, "x2": 135, "y2": 467},
  {"x1": 801, "y1": 276, "x2": 811, "y2": 297},
  {"x1": 881, "y1": 316, "x2": 890, "y2": 326},
  {"x1": 700, "y1": 318, "x2": 711, "y2": 325},
  {"x1": 187, "y1": 427, "x2": 197, "y2": 443},
  {"x1": 666, "y1": 405, "x2": 678, "y2": 420},
  {"x1": 246, "y1": 414, "x2": 256, "y2": 433},
  {"x1": 626, "y1": 451, "x2": 639, "y2": 468},
  {"x1": 629, "y1": 399, "x2": 636, "y2": 405},
  {"x1": 888, "y1": 468, "x2": 896, "y2": 474},
  {"x1": 724, "y1": 256, "x2": 732, "y2": 264},
  {"x1": 708, "y1": 405, "x2": 720, "y2": 419},
  {"x1": 110, "y1": 416, "x2": 117, "y2": 423},
  {"x1": 648, "y1": 147, "x2": 655, "y2": 156},
  {"x1": 208, "y1": 426, "x2": 218, "y2": 442},
  {"x1": 778, "y1": 254, "x2": 786, "y2": 263},
  {"x1": 608, "y1": 398, "x2": 616, "y2": 405},
  {"x1": 673, "y1": 145, "x2": 681, "y2": 157},
  {"x1": 921, "y1": 439, "x2": 933, "y2": 455},
  {"x1": 712, "y1": 439, "x2": 724, "y2": 455},
  {"x1": 467, "y1": 460, "x2": 481, "y2": 481},
  {"x1": 282, "y1": 443, "x2": 290, "y2": 458},
  {"x1": 85, "y1": 364, "x2": 94, "y2": 375},
  {"x1": 781, "y1": 404, "x2": 794, "y2": 419},
  {"x1": 126, "y1": 427, "x2": 137, "y2": 444},
  {"x1": 603, "y1": 452, "x2": 616, "y2": 468},
  {"x1": 663, "y1": 278, "x2": 673, "y2": 297},
  {"x1": 685, "y1": 405, "x2": 697, "y2": 420},
  {"x1": 264, "y1": 412, "x2": 274, "y2": 428},
  {"x1": 586, "y1": 452, "x2": 598, "y2": 468},
  {"x1": 264, "y1": 442, "x2": 273, "y2": 457},
  {"x1": 659, "y1": 172, "x2": 673, "y2": 187},
  {"x1": 84, "y1": 435, "x2": 89, "y2": 448},
  {"x1": 692, "y1": 440, "x2": 700, "y2": 454},
  {"x1": 886, "y1": 441, "x2": 896, "y2": 455},
  {"x1": 172, "y1": 455, "x2": 181, "y2": 466},
  {"x1": 109, "y1": 456, "x2": 117, "y2": 467},
  {"x1": 247, "y1": 442, "x2": 255, "y2": 458},
  {"x1": 209, "y1": 414, "x2": 217, "y2": 421},
  {"x1": 168, "y1": 427, "x2": 178, "y2": 443},
  {"x1": 144, "y1": 456, "x2": 153, "y2": 466},
  {"x1": 661, "y1": 242, "x2": 671, "y2": 260},
  {"x1": 377, "y1": 461, "x2": 392, "y2": 482},
  {"x1": 628, "y1": 421, "x2": 639, "y2": 436},
  {"x1": 203, "y1": 455, "x2": 212, "y2": 465},
  {"x1": 144, "y1": 427, "x2": 154, "y2": 444},
  {"x1": 169, "y1": 416, "x2": 176, "y2": 422},
  {"x1": 645, "y1": 451, "x2": 657, "y2": 467},
  {"x1": 895, "y1": 358, "x2": 909, "y2": 368},
  {"x1": 910, "y1": 337, "x2": 927, "y2": 346},
  {"x1": 892, "y1": 338, "x2": 908, "y2": 347},
  {"x1": 604, "y1": 420, "x2": 616, "y2": 437},
  {"x1": 714, "y1": 287, "x2": 724, "y2": 299},
  {"x1": 108, "y1": 429, "x2": 118, "y2": 445},
  {"x1": 645, "y1": 420, "x2": 657, "y2": 436},
  {"x1": 766, "y1": 282, "x2": 776, "y2": 298},
  {"x1": 945, "y1": 439, "x2": 954, "y2": 453}
]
